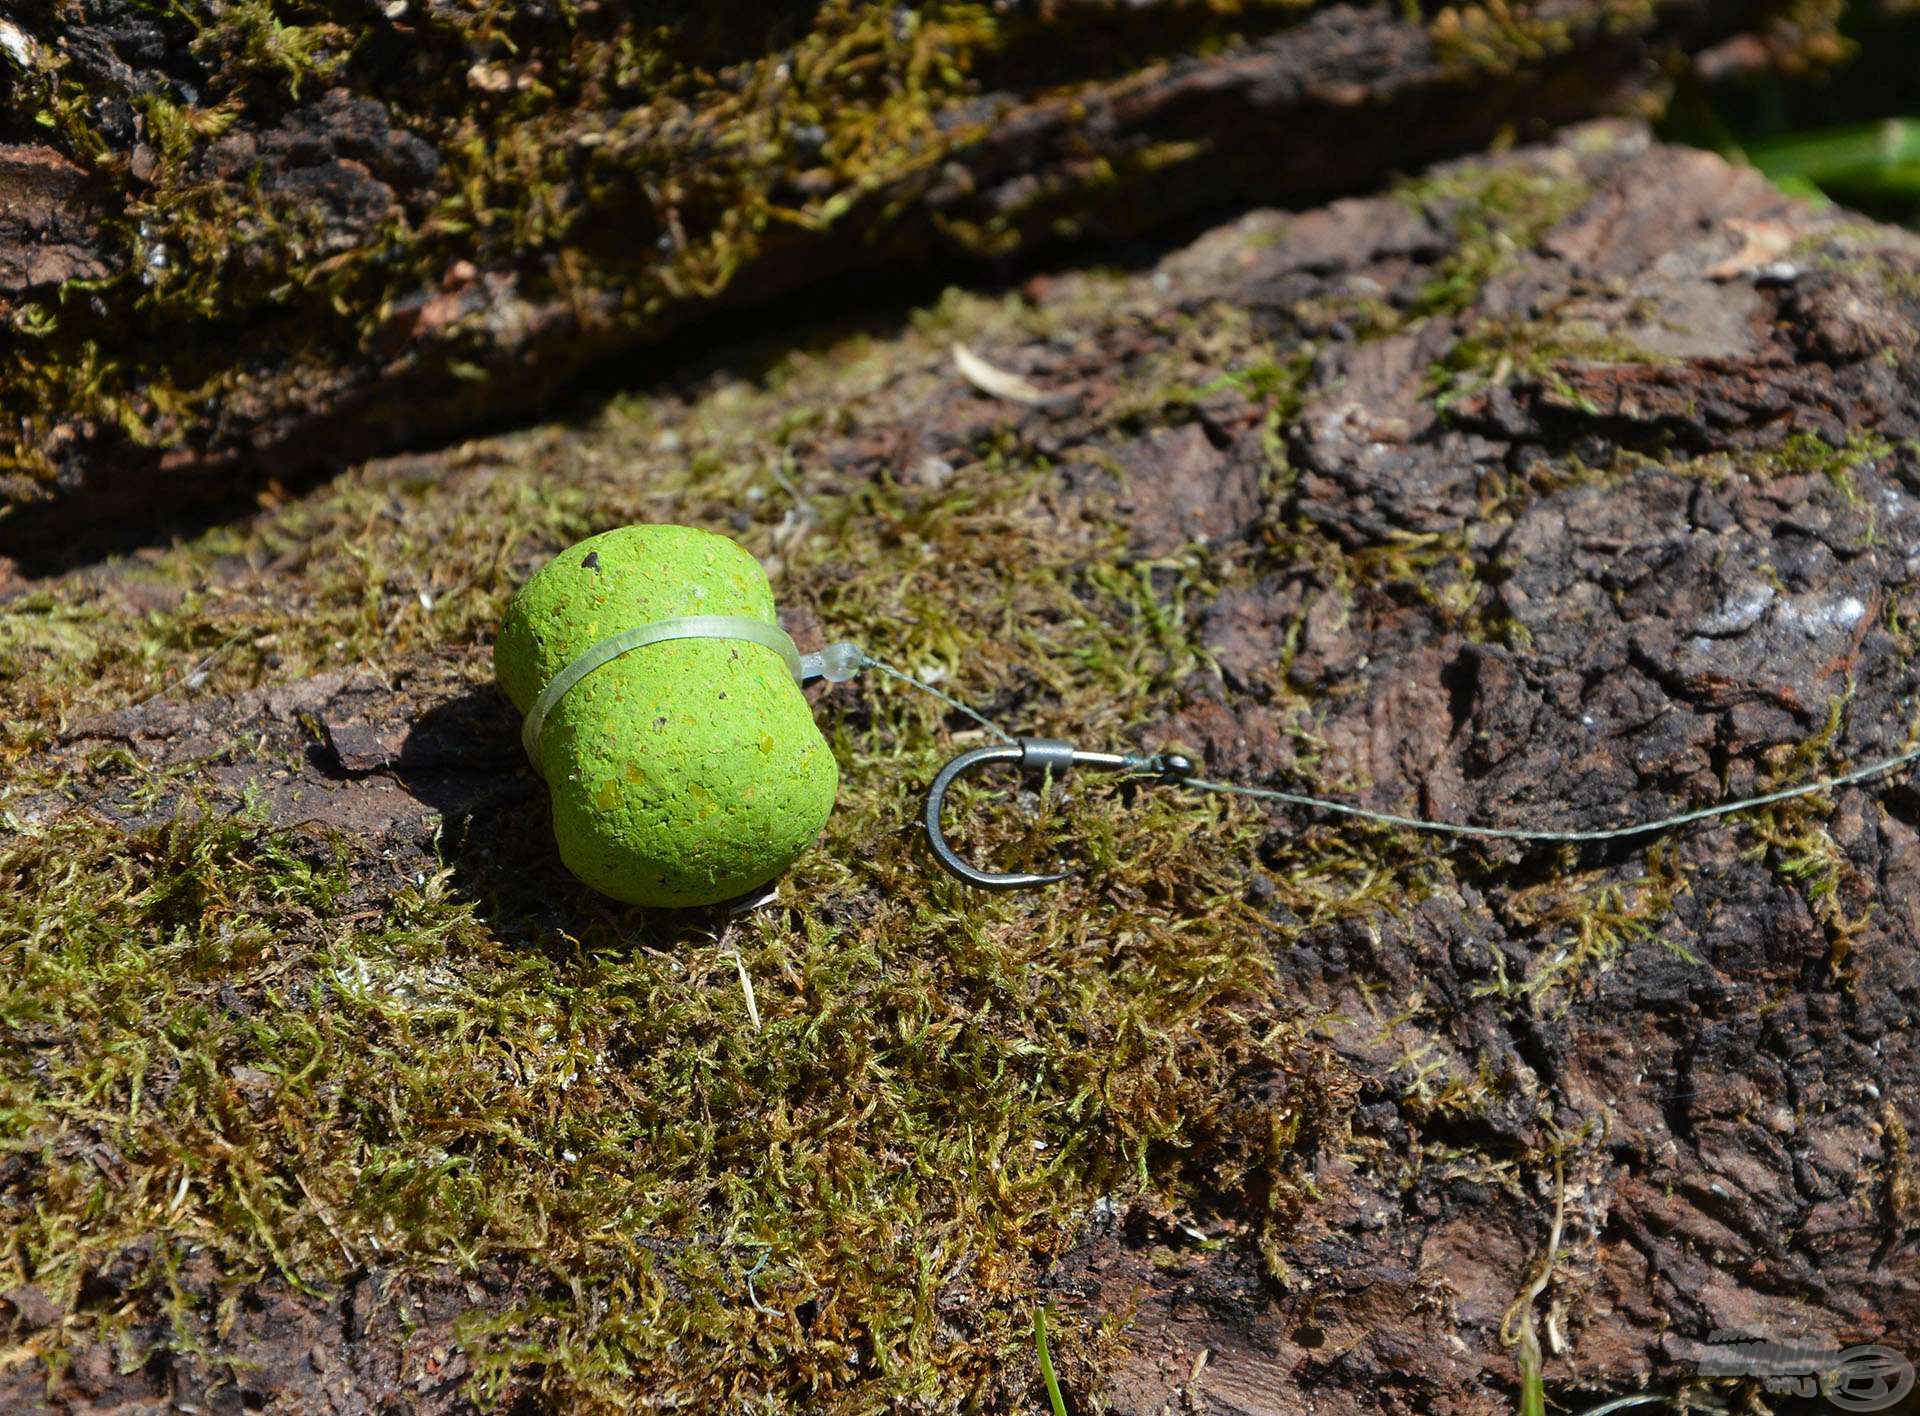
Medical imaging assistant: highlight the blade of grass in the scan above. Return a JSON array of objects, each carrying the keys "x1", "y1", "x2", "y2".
[
  {"x1": 1763, "y1": 172, "x2": 1831, "y2": 203},
  {"x1": 1036, "y1": 1306, "x2": 1069, "y2": 1416},
  {"x1": 1817, "y1": 161, "x2": 1920, "y2": 202},
  {"x1": 1745, "y1": 117, "x2": 1920, "y2": 184},
  {"x1": 1519, "y1": 1346, "x2": 1546, "y2": 1416}
]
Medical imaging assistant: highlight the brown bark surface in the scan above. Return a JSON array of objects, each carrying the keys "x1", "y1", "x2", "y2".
[
  {"x1": 0, "y1": 0, "x2": 1846, "y2": 564},
  {"x1": 5, "y1": 122, "x2": 1918, "y2": 1412}
]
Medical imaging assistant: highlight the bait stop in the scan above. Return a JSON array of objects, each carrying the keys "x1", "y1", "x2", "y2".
[{"x1": 498, "y1": 523, "x2": 1920, "y2": 907}]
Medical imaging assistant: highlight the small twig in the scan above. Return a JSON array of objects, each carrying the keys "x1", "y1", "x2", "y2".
[
  {"x1": 132, "y1": 628, "x2": 252, "y2": 709},
  {"x1": 1501, "y1": 1156, "x2": 1568, "y2": 1416},
  {"x1": 742, "y1": 1246, "x2": 780, "y2": 1316},
  {"x1": 716, "y1": 922, "x2": 761, "y2": 1033},
  {"x1": 296, "y1": 1172, "x2": 362, "y2": 1266},
  {"x1": 953, "y1": 342, "x2": 1052, "y2": 407}
]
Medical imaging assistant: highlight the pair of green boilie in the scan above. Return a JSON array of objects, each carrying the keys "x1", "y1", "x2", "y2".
[{"x1": 495, "y1": 524, "x2": 841, "y2": 908}]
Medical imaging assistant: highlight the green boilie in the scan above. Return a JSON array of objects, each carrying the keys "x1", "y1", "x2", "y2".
[{"x1": 494, "y1": 524, "x2": 838, "y2": 907}]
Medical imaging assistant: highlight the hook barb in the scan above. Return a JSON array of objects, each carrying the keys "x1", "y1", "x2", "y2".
[{"x1": 923, "y1": 738, "x2": 1194, "y2": 890}]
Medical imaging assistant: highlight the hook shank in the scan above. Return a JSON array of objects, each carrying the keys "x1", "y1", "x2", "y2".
[{"x1": 923, "y1": 738, "x2": 1193, "y2": 890}]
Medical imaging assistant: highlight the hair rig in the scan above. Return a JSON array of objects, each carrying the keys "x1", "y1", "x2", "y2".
[{"x1": 497, "y1": 523, "x2": 1920, "y2": 908}]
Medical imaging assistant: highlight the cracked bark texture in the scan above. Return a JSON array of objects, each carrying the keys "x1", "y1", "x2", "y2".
[
  {"x1": 7, "y1": 121, "x2": 1920, "y2": 1412},
  {"x1": 0, "y1": 0, "x2": 1849, "y2": 561}
]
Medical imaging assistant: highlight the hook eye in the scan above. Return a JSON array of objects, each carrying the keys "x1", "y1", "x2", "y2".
[{"x1": 922, "y1": 738, "x2": 1192, "y2": 890}]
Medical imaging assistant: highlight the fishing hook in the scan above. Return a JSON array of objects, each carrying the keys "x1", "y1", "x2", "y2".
[{"x1": 923, "y1": 738, "x2": 1196, "y2": 890}]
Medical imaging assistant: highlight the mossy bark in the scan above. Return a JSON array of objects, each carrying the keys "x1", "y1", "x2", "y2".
[
  {"x1": 5, "y1": 120, "x2": 1917, "y2": 1413},
  {"x1": 0, "y1": 0, "x2": 1847, "y2": 560}
]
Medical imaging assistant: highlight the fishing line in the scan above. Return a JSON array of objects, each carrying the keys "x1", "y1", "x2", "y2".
[
  {"x1": 842, "y1": 645, "x2": 1920, "y2": 880},
  {"x1": 839, "y1": 650, "x2": 1019, "y2": 747}
]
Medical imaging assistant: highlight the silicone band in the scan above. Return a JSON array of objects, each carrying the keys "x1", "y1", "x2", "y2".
[{"x1": 521, "y1": 614, "x2": 804, "y2": 770}]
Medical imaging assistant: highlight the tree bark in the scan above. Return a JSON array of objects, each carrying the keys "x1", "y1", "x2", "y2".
[
  {"x1": 10, "y1": 120, "x2": 1917, "y2": 1412},
  {"x1": 0, "y1": 0, "x2": 1848, "y2": 563}
]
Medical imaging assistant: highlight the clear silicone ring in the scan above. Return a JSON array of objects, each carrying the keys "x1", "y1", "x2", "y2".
[{"x1": 520, "y1": 614, "x2": 804, "y2": 771}]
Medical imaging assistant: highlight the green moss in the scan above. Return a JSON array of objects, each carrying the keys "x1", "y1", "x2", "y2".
[
  {"x1": 1426, "y1": 0, "x2": 1657, "y2": 76},
  {"x1": 1, "y1": 784, "x2": 1326, "y2": 1405},
  {"x1": 1477, "y1": 844, "x2": 1694, "y2": 1012},
  {"x1": 0, "y1": 284, "x2": 1396, "y2": 1406},
  {"x1": 5, "y1": 202, "x2": 1892, "y2": 1407},
  {"x1": 1399, "y1": 161, "x2": 1595, "y2": 320},
  {"x1": 1738, "y1": 697, "x2": 1879, "y2": 971},
  {"x1": 189, "y1": 0, "x2": 355, "y2": 98},
  {"x1": 1745, "y1": 429, "x2": 1892, "y2": 501},
  {"x1": 1424, "y1": 0, "x2": 1848, "y2": 78},
  {"x1": 1426, "y1": 316, "x2": 1670, "y2": 411}
]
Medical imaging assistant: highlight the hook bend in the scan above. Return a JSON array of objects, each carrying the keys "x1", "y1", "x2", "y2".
[{"x1": 923, "y1": 738, "x2": 1194, "y2": 890}]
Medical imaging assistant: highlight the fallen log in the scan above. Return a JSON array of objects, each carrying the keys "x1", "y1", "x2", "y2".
[{"x1": 0, "y1": 0, "x2": 1849, "y2": 563}]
